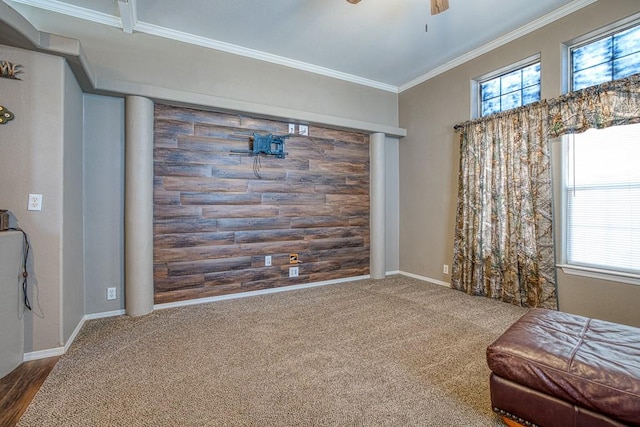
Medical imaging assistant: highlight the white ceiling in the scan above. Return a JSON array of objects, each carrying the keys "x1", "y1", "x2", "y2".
[{"x1": 4, "y1": 0, "x2": 596, "y2": 92}]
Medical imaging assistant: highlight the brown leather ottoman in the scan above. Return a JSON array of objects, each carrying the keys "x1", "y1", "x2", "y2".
[{"x1": 486, "y1": 309, "x2": 640, "y2": 427}]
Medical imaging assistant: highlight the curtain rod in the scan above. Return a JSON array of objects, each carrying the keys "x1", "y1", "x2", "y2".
[{"x1": 453, "y1": 101, "x2": 543, "y2": 131}]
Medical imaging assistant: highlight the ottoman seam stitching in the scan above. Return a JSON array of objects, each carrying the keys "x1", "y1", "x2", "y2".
[{"x1": 566, "y1": 318, "x2": 590, "y2": 372}]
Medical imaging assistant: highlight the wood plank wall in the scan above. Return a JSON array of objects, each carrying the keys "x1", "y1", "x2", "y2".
[{"x1": 153, "y1": 104, "x2": 370, "y2": 304}]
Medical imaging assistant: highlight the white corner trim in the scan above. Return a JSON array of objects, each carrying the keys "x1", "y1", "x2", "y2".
[
  {"x1": 397, "y1": 271, "x2": 451, "y2": 288},
  {"x1": 399, "y1": 0, "x2": 598, "y2": 92},
  {"x1": 154, "y1": 275, "x2": 371, "y2": 311},
  {"x1": 22, "y1": 309, "x2": 126, "y2": 362}
]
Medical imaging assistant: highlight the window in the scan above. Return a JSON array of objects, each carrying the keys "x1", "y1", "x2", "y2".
[
  {"x1": 560, "y1": 21, "x2": 640, "y2": 281},
  {"x1": 479, "y1": 61, "x2": 540, "y2": 116},
  {"x1": 571, "y1": 24, "x2": 640, "y2": 91},
  {"x1": 564, "y1": 124, "x2": 640, "y2": 275}
]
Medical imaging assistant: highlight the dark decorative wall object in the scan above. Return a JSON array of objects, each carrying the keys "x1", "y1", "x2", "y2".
[
  {"x1": 0, "y1": 60, "x2": 22, "y2": 80},
  {"x1": 0, "y1": 106, "x2": 14, "y2": 124},
  {"x1": 153, "y1": 104, "x2": 370, "y2": 304}
]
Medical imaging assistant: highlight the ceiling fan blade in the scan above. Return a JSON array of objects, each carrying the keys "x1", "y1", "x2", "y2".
[
  {"x1": 430, "y1": 0, "x2": 449, "y2": 15},
  {"x1": 346, "y1": 0, "x2": 362, "y2": 3}
]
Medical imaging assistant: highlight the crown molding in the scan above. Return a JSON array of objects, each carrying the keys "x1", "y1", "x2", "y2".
[
  {"x1": 6, "y1": 0, "x2": 597, "y2": 94},
  {"x1": 134, "y1": 22, "x2": 399, "y2": 93},
  {"x1": 6, "y1": 0, "x2": 398, "y2": 93},
  {"x1": 7, "y1": 0, "x2": 120, "y2": 27},
  {"x1": 398, "y1": 0, "x2": 598, "y2": 92}
]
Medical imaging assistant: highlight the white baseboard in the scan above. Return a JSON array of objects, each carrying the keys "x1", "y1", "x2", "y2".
[
  {"x1": 397, "y1": 271, "x2": 451, "y2": 288},
  {"x1": 154, "y1": 272, "x2": 450, "y2": 312},
  {"x1": 23, "y1": 309, "x2": 126, "y2": 362},
  {"x1": 154, "y1": 274, "x2": 371, "y2": 311},
  {"x1": 23, "y1": 347, "x2": 65, "y2": 361},
  {"x1": 22, "y1": 274, "x2": 447, "y2": 361},
  {"x1": 85, "y1": 309, "x2": 126, "y2": 320}
]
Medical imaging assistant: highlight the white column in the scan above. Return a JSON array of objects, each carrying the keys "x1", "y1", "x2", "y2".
[
  {"x1": 370, "y1": 132, "x2": 386, "y2": 279},
  {"x1": 125, "y1": 96, "x2": 154, "y2": 316}
]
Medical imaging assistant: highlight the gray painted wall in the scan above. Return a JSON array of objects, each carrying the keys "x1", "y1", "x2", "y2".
[
  {"x1": 0, "y1": 45, "x2": 74, "y2": 351},
  {"x1": 399, "y1": 0, "x2": 640, "y2": 327},
  {"x1": 62, "y1": 59, "x2": 85, "y2": 343},
  {"x1": 82, "y1": 94, "x2": 125, "y2": 315}
]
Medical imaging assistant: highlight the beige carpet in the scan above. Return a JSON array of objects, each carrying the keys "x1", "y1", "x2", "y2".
[{"x1": 18, "y1": 276, "x2": 527, "y2": 426}]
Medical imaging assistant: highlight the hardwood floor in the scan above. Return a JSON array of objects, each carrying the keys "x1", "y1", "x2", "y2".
[{"x1": 0, "y1": 357, "x2": 58, "y2": 427}]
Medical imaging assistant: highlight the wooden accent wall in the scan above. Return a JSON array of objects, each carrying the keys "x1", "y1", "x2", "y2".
[{"x1": 153, "y1": 104, "x2": 370, "y2": 304}]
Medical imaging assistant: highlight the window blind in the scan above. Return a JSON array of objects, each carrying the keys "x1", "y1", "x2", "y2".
[{"x1": 566, "y1": 124, "x2": 640, "y2": 273}]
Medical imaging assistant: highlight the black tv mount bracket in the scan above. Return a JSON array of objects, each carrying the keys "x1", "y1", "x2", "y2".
[{"x1": 231, "y1": 133, "x2": 289, "y2": 158}]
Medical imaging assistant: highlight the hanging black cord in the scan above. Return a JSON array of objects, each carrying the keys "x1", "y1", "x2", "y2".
[
  {"x1": 7, "y1": 227, "x2": 32, "y2": 310},
  {"x1": 253, "y1": 154, "x2": 263, "y2": 179}
]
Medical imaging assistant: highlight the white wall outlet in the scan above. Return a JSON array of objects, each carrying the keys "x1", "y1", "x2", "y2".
[
  {"x1": 289, "y1": 266, "x2": 299, "y2": 278},
  {"x1": 265, "y1": 255, "x2": 272, "y2": 266},
  {"x1": 443, "y1": 264, "x2": 449, "y2": 274},
  {"x1": 288, "y1": 123, "x2": 296, "y2": 134},
  {"x1": 28, "y1": 194, "x2": 43, "y2": 211},
  {"x1": 107, "y1": 287, "x2": 117, "y2": 300},
  {"x1": 298, "y1": 125, "x2": 309, "y2": 136}
]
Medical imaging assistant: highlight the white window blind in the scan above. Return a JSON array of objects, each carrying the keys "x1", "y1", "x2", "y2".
[{"x1": 565, "y1": 123, "x2": 640, "y2": 274}]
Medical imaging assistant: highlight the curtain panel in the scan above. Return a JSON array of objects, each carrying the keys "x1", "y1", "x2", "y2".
[
  {"x1": 452, "y1": 104, "x2": 556, "y2": 308},
  {"x1": 452, "y1": 73, "x2": 640, "y2": 309}
]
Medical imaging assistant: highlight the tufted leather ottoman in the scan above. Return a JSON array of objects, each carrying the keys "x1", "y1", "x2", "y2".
[{"x1": 487, "y1": 309, "x2": 640, "y2": 427}]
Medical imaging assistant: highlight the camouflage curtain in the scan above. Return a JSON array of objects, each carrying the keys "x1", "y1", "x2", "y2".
[
  {"x1": 452, "y1": 73, "x2": 640, "y2": 309},
  {"x1": 548, "y1": 74, "x2": 640, "y2": 136},
  {"x1": 452, "y1": 104, "x2": 556, "y2": 308}
]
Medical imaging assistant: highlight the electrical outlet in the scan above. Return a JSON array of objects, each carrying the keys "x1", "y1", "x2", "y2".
[
  {"x1": 28, "y1": 194, "x2": 43, "y2": 211},
  {"x1": 298, "y1": 125, "x2": 309, "y2": 136},
  {"x1": 443, "y1": 264, "x2": 449, "y2": 274},
  {"x1": 265, "y1": 255, "x2": 272, "y2": 266},
  {"x1": 289, "y1": 266, "x2": 299, "y2": 278},
  {"x1": 107, "y1": 287, "x2": 117, "y2": 300}
]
